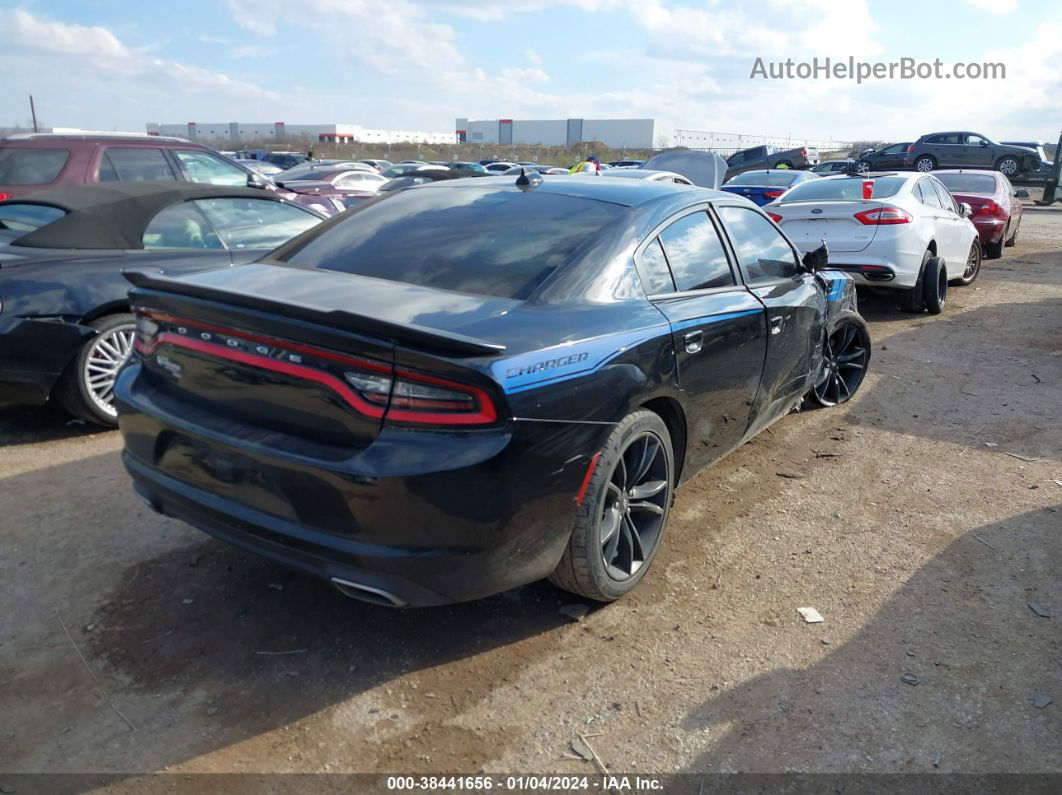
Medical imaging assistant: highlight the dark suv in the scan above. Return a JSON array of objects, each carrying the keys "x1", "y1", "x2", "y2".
[
  {"x1": 0, "y1": 134, "x2": 266, "y2": 200},
  {"x1": 904, "y1": 132, "x2": 1041, "y2": 177}
]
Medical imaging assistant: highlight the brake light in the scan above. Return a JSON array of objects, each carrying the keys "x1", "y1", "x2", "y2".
[
  {"x1": 974, "y1": 199, "x2": 1004, "y2": 217},
  {"x1": 800, "y1": 148, "x2": 808, "y2": 158},
  {"x1": 0, "y1": 192, "x2": 11, "y2": 201},
  {"x1": 133, "y1": 309, "x2": 499, "y2": 427},
  {"x1": 767, "y1": 212, "x2": 783, "y2": 222},
  {"x1": 763, "y1": 190, "x2": 784, "y2": 199},
  {"x1": 854, "y1": 206, "x2": 912, "y2": 225},
  {"x1": 906, "y1": 143, "x2": 915, "y2": 153}
]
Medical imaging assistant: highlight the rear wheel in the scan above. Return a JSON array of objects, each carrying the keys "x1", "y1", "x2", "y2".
[
  {"x1": 984, "y1": 232, "x2": 1005, "y2": 260},
  {"x1": 897, "y1": 250, "x2": 933, "y2": 312},
  {"x1": 922, "y1": 256, "x2": 947, "y2": 314},
  {"x1": 952, "y1": 241, "x2": 982, "y2": 284},
  {"x1": 914, "y1": 155, "x2": 936, "y2": 172},
  {"x1": 805, "y1": 319, "x2": 871, "y2": 407},
  {"x1": 996, "y1": 156, "x2": 1020, "y2": 176},
  {"x1": 550, "y1": 410, "x2": 674, "y2": 602},
  {"x1": 1005, "y1": 228, "x2": 1017, "y2": 247},
  {"x1": 55, "y1": 313, "x2": 136, "y2": 427}
]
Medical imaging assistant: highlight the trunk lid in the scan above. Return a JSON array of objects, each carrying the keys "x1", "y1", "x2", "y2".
[
  {"x1": 771, "y1": 199, "x2": 884, "y2": 253},
  {"x1": 125, "y1": 264, "x2": 509, "y2": 450}
]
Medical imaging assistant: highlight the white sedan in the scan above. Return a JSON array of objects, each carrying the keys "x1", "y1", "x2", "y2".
[{"x1": 765, "y1": 172, "x2": 981, "y2": 314}]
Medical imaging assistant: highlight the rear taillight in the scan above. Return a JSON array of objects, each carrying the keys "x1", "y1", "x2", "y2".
[
  {"x1": 0, "y1": 192, "x2": 11, "y2": 201},
  {"x1": 800, "y1": 148, "x2": 808, "y2": 158},
  {"x1": 767, "y1": 212, "x2": 783, "y2": 222},
  {"x1": 854, "y1": 206, "x2": 912, "y2": 225},
  {"x1": 974, "y1": 199, "x2": 1004, "y2": 217},
  {"x1": 906, "y1": 143, "x2": 915, "y2": 153},
  {"x1": 763, "y1": 190, "x2": 784, "y2": 199},
  {"x1": 133, "y1": 309, "x2": 499, "y2": 427}
]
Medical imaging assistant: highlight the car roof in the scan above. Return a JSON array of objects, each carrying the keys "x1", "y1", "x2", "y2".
[
  {"x1": 1, "y1": 180, "x2": 286, "y2": 250},
  {"x1": 1, "y1": 132, "x2": 192, "y2": 143},
  {"x1": 418, "y1": 174, "x2": 730, "y2": 207}
]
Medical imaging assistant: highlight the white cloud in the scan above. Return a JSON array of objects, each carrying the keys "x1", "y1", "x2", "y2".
[
  {"x1": 6, "y1": 8, "x2": 131, "y2": 59},
  {"x1": 526, "y1": 48, "x2": 542, "y2": 65}
]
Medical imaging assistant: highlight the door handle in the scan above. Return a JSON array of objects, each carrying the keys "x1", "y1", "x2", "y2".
[
  {"x1": 770, "y1": 316, "x2": 785, "y2": 335},
  {"x1": 683, "y1": 330, "x2": 703, "y2": 354}
]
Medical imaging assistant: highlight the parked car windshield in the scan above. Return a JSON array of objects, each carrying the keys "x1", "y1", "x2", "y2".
[
  {"x1": 0, "y1": 203, "x2": 66, "y2": 232},
  {"x1": 727, "y1": 172, "x2": 802, "y2": 186},
  {"x1": 0, "y1": 148, "x2": 69, "y2": 185},
  {"x1": 778, "y1": 176, "x2": 906, "y2": 202},
  {"x1": 279, "y1": 187, "x2": 624, "y2": 299},
  {"x1": 934, "y1": 173, "x2": 998, "y2": 194}
]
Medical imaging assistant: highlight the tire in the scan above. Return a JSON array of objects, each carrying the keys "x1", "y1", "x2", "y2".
[
  {"x1": 550, "y1": 409, "x2": 675, "y2": 602},
  {"x1": 922, "y1": 256, "x2": 947, "y2": 314},
  {"x1": 952, "y1": 241, "x2": 982, "y2": 285},
  {"x1": 897, "y1": 249, "x2": 933, "y2": 312},
  {"x1": 913, "y1": 155, "x2": 936, "y2": 172},
  {"x1": 1005, "y1": 228, "x2": 1017, "y2": 247},
  {"x1": 984, "y1": 232, "x2": 1005, "y2": 260},
  {"x1": 996, "y1": 156, "x2": 1020, "y2": 176},
  {"x1": 55, "y1": 313, "x2": 136, "y2": 427},
  {"x1": 805, "y1": 317, "x2": 871, "y2": 408},
  {"x1": 854, "y1": 160, "x2": 871, "y2": 174}
]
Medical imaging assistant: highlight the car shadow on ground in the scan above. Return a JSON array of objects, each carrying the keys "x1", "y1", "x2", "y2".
[
  {"x1": 679, "y1": 506, "x2": 1062, "y2": 774},
  {"x1": 0, "y1": 405, "x2": 109, "y2": 447},
  {"x1": 844, "y1": 297, "x2": 1062, "y2": 462}
]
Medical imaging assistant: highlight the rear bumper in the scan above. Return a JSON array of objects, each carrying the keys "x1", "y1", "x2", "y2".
[
  {"x1": 115, "y1": 365, "x2": 595, "y2": 606},
  {"x1": 972, "y1": 217, "x2": 1006, "y2": 244}
]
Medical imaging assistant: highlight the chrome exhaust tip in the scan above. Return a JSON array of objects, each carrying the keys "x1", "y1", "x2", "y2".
[{"x1": 331, "y1": 577, "x2": 407, "y2": 608}]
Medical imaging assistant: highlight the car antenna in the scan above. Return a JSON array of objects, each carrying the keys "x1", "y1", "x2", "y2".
[{"x1": 516, "y1": 167, "x2": 542, "y2": 190}]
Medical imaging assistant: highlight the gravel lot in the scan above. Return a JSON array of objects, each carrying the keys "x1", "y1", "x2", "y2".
[{"x1": 1, "y1": 207, "x2": 1059, "y2": 781}]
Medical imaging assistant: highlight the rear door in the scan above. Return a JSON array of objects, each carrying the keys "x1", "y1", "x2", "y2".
[
  {"x1": 633, "y1": 209, "x2": 767, "y2": 470},
  {"x1": 928, "y1": 178, "x2": 972, "y2": 264},
  {"x1": 915, "y1": 178, "x2": 962, "y2": 266},
  {"x1": 716, "y1": 204, "x2": 825, "y2": 429}
]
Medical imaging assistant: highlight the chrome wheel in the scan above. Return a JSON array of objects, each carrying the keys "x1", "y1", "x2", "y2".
[
  {"x1": 83, "y1": 324, "x2": 135, "y2": 417},
  {"x1": 599, "y1": 432, "x2": 669, "y2": 580},
  {"x1": 812, "y1": 322, "x2": 869, "y2": 407},
  {"x1": 998, "y1": 158, "x2": 1018, "y2": 176},
  {"x1": 962, "y1": 242, "x2": 982, "y2": 282},
  {"x1": 855, "y1": 160, "x2": 870, "y2": 174},
  {"x1": 915, "y1": 157, "x2": 934, "y2": 172}
]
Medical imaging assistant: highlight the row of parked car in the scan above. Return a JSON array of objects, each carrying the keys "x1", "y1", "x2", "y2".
[{"x1": 0, "y1": 127, "x2": 1037, "y2": 607}]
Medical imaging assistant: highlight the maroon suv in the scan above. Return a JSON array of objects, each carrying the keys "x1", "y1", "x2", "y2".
[{"x1": 0, "y1": 133, "x2": 266, "y2": 200}]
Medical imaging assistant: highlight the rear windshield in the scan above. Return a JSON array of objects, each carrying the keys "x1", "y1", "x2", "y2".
[
  {"x1": 0, "y1": 203, "x2": 66, "y2": 232},
  {"x1": 0, "y1": 148, "x2": 69, "y2": 186},
  {"x1": 934, "y1": 173, "x2": 998, "y2": 194},
  {"x1": 279, "y1": 187, "x2": 624, "y2": 299},
  {"x1": 779, "y1": 176, "x2": 906, "y2": 202},
  {"x1": 727, "y1": 172, "x2": 802, "y2": 187}
]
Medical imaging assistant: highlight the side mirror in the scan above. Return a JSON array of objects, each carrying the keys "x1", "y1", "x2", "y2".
[
  {"x1": 802, "y1": 241, "x2": 829, "y2": 272},
  {"x1": 958, "y1": 202, "x2": 973, "y2": 218},
  {"x1": 979, "y1": 141, "x2": 988, "y2": 147},
  {"x1": 1015, "y1": 189, "x2": 1030, "y2": 198},
  {"x1": 246, "y1": 172, "x2": 268, "y2": 190}
]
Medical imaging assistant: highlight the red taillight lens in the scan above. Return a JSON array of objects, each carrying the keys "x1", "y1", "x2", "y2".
[
  {"x1": 763, "y1": 190, "x2": 784, "y2": 199},
  {"x1": 767, "y1": 212, "x2": 783, "y2": 222},
  {"x1": 854, "y1": 206, "x2": 912, "y2": 225},
  {"x1": 0, "y1": 192, "x2": 11, "y2": 201},
  {"x1": 906, "y1": 144, "x2": 915, "y2": 153},
  {"x1": 133, "y1": 309, "x2": 499, "y2": 427},
  {"x1": 800, "y1": 148, "x2": 808, "y2": 158},
  {"x1": 974, "y1": 199, "x2": 1003, "y2": 216}
]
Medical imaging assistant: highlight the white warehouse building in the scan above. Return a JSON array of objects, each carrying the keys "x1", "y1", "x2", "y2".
[
  {"x1": 146, "y1": 122, "x2": 456, "y2": 146},
  {"x1": 456, "y1": 118, "x2": 668, "y2": 149}
]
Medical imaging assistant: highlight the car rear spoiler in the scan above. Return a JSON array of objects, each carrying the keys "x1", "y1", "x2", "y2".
[{"x1": 123, "y1": 268, "x2": 506, "y2": 357}]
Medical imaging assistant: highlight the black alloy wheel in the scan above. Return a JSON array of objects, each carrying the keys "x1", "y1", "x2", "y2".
[
  {"x1": 809, "y1": 321, "x2": 870, "y2": 407},
  {"x1": 599, "y1": 432, "x2": 670, "y2": 581}
]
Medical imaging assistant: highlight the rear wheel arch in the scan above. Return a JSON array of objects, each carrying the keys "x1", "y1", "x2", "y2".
[
  {"x1": 926, "y1": 240, "x2": 937, "y2": 256},
  {"x1": 639, "y1": 396, "x2": 687, "y2": 485},
  {"x1": 82, "y1": 301, "x2": 131, "y2": 324}
]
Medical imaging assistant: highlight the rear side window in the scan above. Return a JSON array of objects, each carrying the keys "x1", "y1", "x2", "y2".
[
  {"x1": 636, "y1": 238, "x2": 676, "y2": 294},
  {"x1": 931, "y1": 180, "x2": 957, "y2": 213},
  {"x1": 717, "y1": 206, "x2": 800, "y2": 282},
  {"x1": 0, "y1": 203, "x2": 66, "y2": 232},
  {"x1": 100, "y1": 148, "x2": 175, "y2": 181},
  {"x1": 779, "y1": 177, "x2": 905, "y2": 202},
  {"x1": 194, "y1": 198, "x2": 321, "y2": 250},
  {"x1": 173, "y1": 150, "x2": 247, "y2": 187},
  {"x1": 657, "y1": 212, "x2": 734, "y2": 292},
  {"x1": 0, "y1": 148, "x2": 69, "y2": 185},
  {"x1": 143, "y1": 202, "x2": 223, "y2": 249},
  {"x1": 280, "y1": 188, "x2": 624, "y2": 299},
  {"x1": 915, "y1": 180, "x2": 943, "y2": 209}
]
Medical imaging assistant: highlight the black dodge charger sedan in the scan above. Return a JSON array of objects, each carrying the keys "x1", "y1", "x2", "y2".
[
  {"x1": 115, "y1": 174, "x2": 870, "y2": 606},
  {"x1": 0, "y1": 182, "x2": 323, "y2": 424}
]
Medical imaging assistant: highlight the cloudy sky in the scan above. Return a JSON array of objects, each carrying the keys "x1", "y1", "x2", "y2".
[{"x1": 3, "y1": 0, "x2": 1060, "y2": 143}]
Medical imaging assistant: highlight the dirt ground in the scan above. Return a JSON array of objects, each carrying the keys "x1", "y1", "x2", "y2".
[{"x1": 1, "y1": 206, "x2": 1060, "y2": 783}]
